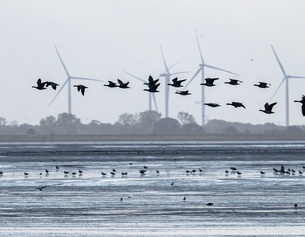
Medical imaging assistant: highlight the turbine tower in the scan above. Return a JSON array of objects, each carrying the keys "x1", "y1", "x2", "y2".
[
  {"x1": 159, "y1": 47, "x2": 188, "y2": 118},
  {"x1": 269, "y1": 45, "x2": 305, "y2": 126},
  {"x1": 184, "y1": 31, "x2": 239, "y2": 126},
  {"x1": 124, "y1": 71, "x2": 158, "y2": 112},
  {"x1": 49, "y1": 45, "x2": 104, "y2": 114}
]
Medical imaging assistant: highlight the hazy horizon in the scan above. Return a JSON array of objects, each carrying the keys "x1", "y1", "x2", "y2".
[{"x1": 1, "y1": 0, "x2": 305, "y2": 126}]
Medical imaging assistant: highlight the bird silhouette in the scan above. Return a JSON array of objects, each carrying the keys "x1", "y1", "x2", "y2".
[
  {"x1": 204, "y1": 103, "x2": 221, "y2": 107},
  {"x1": 168, "y1": 77, "x2": 186, "y2": 87},
  {"x1": 254, "y1": 81, "x2": 270, "y2": 88},
  {"x1": 32, "y1": 78, "x2": 48, "y2": 90},
  {"x1": 226, "y1": 102, "x2": 246, "y2": 109},
  {"x1": 46, "y1": 81, "x2": 59, "y2": 90},
  {"x1": 144, "y1": 75, "x2": 159, "y2": 87},
  {"x1": 117, "y1": 79, "x2": 130, "y2": 89},
  {"x1": 225, "y1": 78, "x2": 242, "y2": 85},
  {"x1": 175, "y1": 90, "x2": 191, "y2": 96},
  {"x1": 259, "y1": 102, "x2": 277, "y2": 114},
  {"x1": 74, "y1": 85, "x2": 88, "y2": 96},
  {"x1": 36, "y1": 186, "x2": 47, "y2": 191},
  {"x1": 144, "y1": 83, "x2": 160, "y2": 93},
  {"x1": 200, "y1": 78, "x2": 219, "y2": 87},
  {"x1": 104, "y1": 81, "x2": 118, "y2": 88},
  {"x1": 294, "y1": 95, "x2": 305, "y2": 116}
]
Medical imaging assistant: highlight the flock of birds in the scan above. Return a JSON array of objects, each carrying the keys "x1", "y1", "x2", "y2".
[{"x1": 32, "y1": 76, "x2": 305, "y2": 116}]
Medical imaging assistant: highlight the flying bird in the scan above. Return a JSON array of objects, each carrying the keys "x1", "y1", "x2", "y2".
[
  {"x1": 36, "y1": 186, "x2": 47, "y2": 191},
  {"x1": 204, "y1": 103, "x2": 221, "y2": 107},
  {"x1": 104, "y1": 81, "x2": 118, "y2": 88},
  {"x1": 225, "y1": 78, "x2": 243, "y2": 85},
  {"x1": 144, "y1": 83, "x2": 160, "y2": 93},
  {"x1": 175, "y1": 90, "x2": 191, "y2": 96},
  {"x1": 117, "y1": 79, "x2": 130, "y2": 89},
  {"x1": 168, "y1": 77, "x2": 186, "y2": 87},
  {"x1": 46, "y1": 81, "x2": 59, "y2": 90},
  {"x1": 294, "y1": 95, "x2": 305, "y2": 116},
  {"x1": 259, "y1": 102, "x2": 277, "y2": 114},
  {"x1": 226, "y1": 102, "x2": 246, "y2": 109},
  {"x1": 144, "y1": 75, "x2": 159, "y2": 87},
  {"x1": 254, "y1": 82, "x2": 271, "y2": 88},
  {"x1": 200, "y1": 78, "x2": 219, "y2": 87},
  {"x1": 32, "y1": 78, "x2": 48, "y2": 90},
  {"x1": 74, "y1": 85, "x2": 88, "y2": 96}
]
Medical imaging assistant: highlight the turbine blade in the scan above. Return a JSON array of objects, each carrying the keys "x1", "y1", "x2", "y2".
[
  {"x1": 184, "y1": 67, "x2": 201, "y2": 89},
  {"x1": 49, "y1": 78, "x2": 69, "y2": 106},
  {"x1": 160, "y1": 63, "x2": 178, "y2": 76},
  {"x1": 167, "y1": 71, "x2": 189, "y2": 76},
  {"x1": 287, "y1": 75, "x2": 305, "y2": 79},
  {"x1": 71, "y1": 77, "x2": 104, "y2": 82},
  {"x1": 205, "y1": 64, "x2": 239, "y2": 76},
  {"x1": 160, "y1": 46, "x2": 169, "y2": 73},
  {"x1": 271, "y1": 45, "x2": 286, "y2": 76},
  {"x1": 195, "y1": 30, "x2": 204, "y2": 64},
  {"x1": 124, "y1": 71, "x2": 146, "y2": 83},
  {"x1": 269, "y1": 77, "x2": 285, "y2": 101},
  {"x1": 54, "y1": 45, "x2": 70, "y2": 76},
  {"x1": 152, "y1": 93, "x2": 158, "y2": 112}
]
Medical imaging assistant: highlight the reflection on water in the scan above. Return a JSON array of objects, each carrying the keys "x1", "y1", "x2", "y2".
[{"x1": 0, "y1": 142, "x2": 304, "y2": 236}]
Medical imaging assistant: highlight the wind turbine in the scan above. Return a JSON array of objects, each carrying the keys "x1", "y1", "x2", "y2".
[
  {"x1": 184, "y1": 31, "x2": 239, "y2": 126},
  {"x1": 49, "y1": 45, "x2": 104, "y2": 114},
  {"x1": 159, "y1": 47, "x2": 188, "y2": 118},
  {"x1": 269, "y1": 45, "x2": 305, "y2": 126},
  {"x1": 124, "y1": 71, "x2": 158, "y2": 112}
]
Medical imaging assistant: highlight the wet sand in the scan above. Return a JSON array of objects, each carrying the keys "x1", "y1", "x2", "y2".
[{"x1": 0, "y1": 141, "x2": 304, "y2": 236}]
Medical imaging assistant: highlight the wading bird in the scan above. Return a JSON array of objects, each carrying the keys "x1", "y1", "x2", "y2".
[{"x1": 259, "y1": 102, "x2": 277, "y2": 114}]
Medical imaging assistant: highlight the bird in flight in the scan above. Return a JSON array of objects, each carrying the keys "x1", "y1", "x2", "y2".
[
  {"x1": 32, "y1": 78, "x2": 48, "y2": 90},
  {"x1": 294, "y1": 95, "x2": 305, "y2": 116},
  {"x1": 226, "y1": 102, "x2": 246, "y2": 109},
  {"x1": 46, "y1": 81, "x2": 59, "y2": 90},
  {"x1": 254, "y1": 81, "x2": 271, "y2": 88},
  {"x1": 259, "y1": 102, "x2": 277, "y2": 114},
  {"x1": 175, "y1": 90, "x2": 191, "y2": 96},
  {"x1": 168, "y1": 77, "x2": 186, "y2": 87},
  {"x1": 144, "y1": 83, "x2": 160, "y2": 93},
  {"x1": 117, "y1": 79, "x2": 130, "y2": 89},
  {"x1": 225, "y1": 78, "x2": 243, "y2": 85},
  {"x1": 104, "y1": 80, "x2": 118, "y2": 88},
  {"x1": 204, "y1": 103, "x2": 221, "y2": 107},
  {"x1": 74, "y1": 85, "x2": 88, "y2": 96},
  {"x1": 36, "y1": 186, "x2": 47, "y2": 191},
  {"x1": 200, "y1": 78, "x2": 219, "y2": 87},
  {"x1": 144, "y1": 75, "x2": 159, "y2": 87}
]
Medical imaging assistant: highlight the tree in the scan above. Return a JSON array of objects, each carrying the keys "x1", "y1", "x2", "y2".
[
  {"x1": 153, "y1": 117, "x2": 181, "y2": 134},
  {"x1": 116, "y1": 113, "x2": 138, "y2": 126},
  {"x1": 177, "y1": 112, "x2": 196, "y2": 125},
  {"x1": 0, "y1": 117, "x2": 7, "y2": 126},
  {"x1": 40, "y1": 116, "x2": 57, "y2": 127},
  {"x1": 55, "y1": 113, "x2": 81, "y2": 135},
  {"x1": 137, "y1": 110, "x2": 162, "y2": 134}
]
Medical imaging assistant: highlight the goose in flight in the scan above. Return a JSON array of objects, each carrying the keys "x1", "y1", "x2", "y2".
[
  {"x1": 226, "y1": 102, "x2": 246, "y2": 109},
  {"x1": 74, "y1": 85, "x2": 88, "y2": 96},
  {"x1": 32, "y1": 78, "x2": 48, "y2": 90},
  {"x1": 104, "y1": 80, "x2": 118, "y2": 88},
  {"x1": 117, "y1": 79, "x2": 130, "y2": 89},
  {"x1": 294, "y1": 95, "x2": 305, "y2": 116},
  {"x1": 200, "y1": 78, "x2": 219, "y2": 87},
  {"x1": 225, "y1": 78, "x2": 243, "y2": 85},
  {"x1": 204, "y1": 103, "x2": 221, "y2": 108},
  {"x1": 168, "y1": 77, "x2": 186, "y2": 87},
  {"x1": 46, "y1": 81, "x2": 59, "y2": 90},
  {"x1": 259, "y1": 102, "x2": 277, "y2": 114},
  {"x1": 254, "y1": 82, "x2": 271, "y2": 88},
  {"x1": 144, "y1": 75, "x2": 159, "y2": 87},
  {"x1": 144, "y1": 83, "x2": 160, "y2": 93},
  {"x1": 175, "y1": 90, "x2": 191, "y2": 96}
]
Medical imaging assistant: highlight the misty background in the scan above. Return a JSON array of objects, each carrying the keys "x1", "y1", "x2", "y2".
[{"x1": 0, "y1": 0, "x2": 305, "y2": 127}]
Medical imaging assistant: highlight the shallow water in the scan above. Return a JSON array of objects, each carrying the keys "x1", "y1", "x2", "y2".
[{"x1": 0, "y1": 141, "x2": 305, "y2": 236}]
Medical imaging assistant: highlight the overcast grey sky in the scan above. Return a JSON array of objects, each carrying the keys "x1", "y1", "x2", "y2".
[{"x1": 1, "y1": 0, "x2": 305, "y2": 126}]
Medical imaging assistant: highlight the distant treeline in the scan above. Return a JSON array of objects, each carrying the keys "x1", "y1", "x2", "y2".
[{"x1": 0, "y1": 111, "x2": 304, "y2": 136}]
